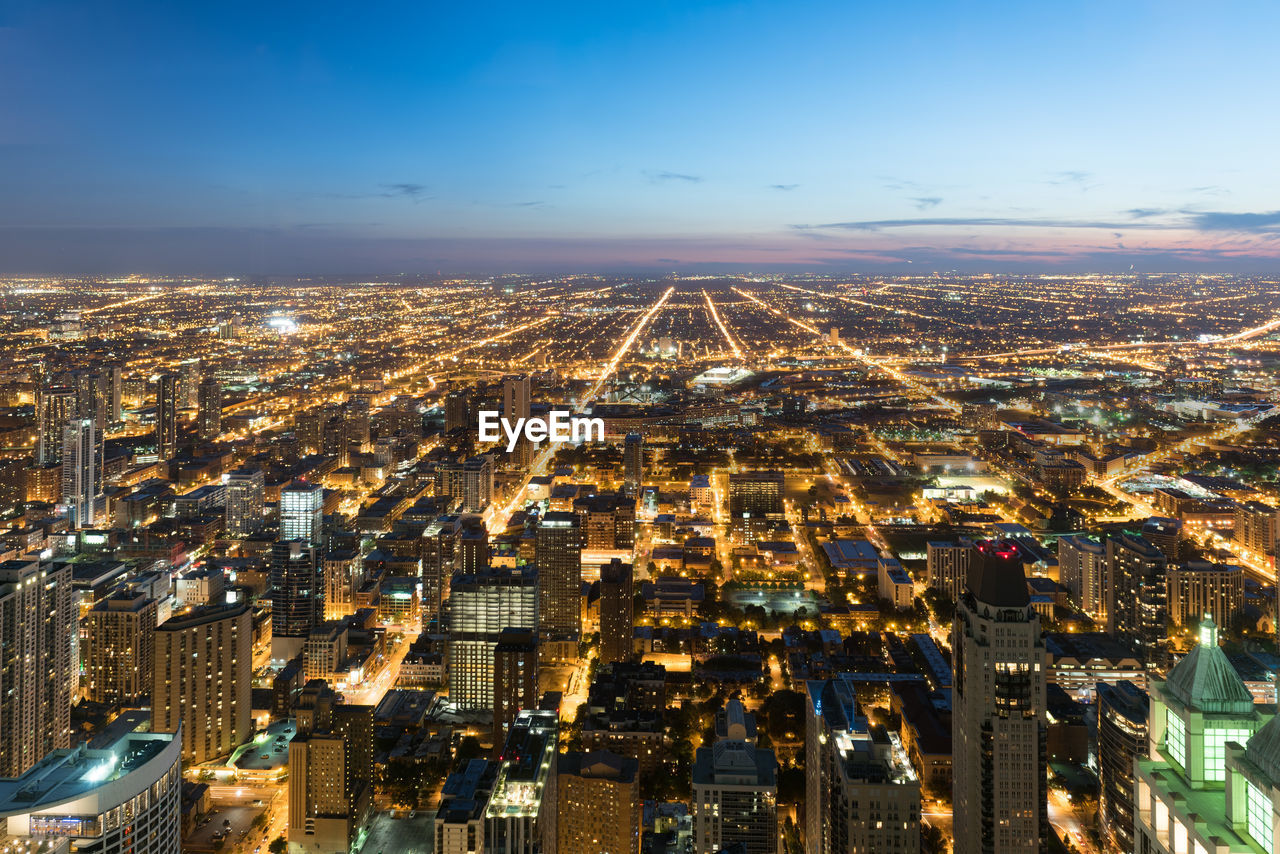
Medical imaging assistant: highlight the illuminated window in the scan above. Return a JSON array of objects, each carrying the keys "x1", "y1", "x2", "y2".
[
  {"x1": 1166, "y1": 709, "x2": 1185, "y2": 767},
  {"x1": 1202, "y1": 727, "x2": 1252, "y2": 782},
  {"x1": 1247, "y1": 780, "x2": 1273, "y2": 851}
]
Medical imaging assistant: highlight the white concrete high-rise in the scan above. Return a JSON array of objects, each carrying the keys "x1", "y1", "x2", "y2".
[{"x1": 61, "y1": 417, "x2": 100, "y2": 528}]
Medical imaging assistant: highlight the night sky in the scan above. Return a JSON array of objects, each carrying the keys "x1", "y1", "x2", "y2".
[{"x1": 3, "y1": 1, "x2": 1279, "y2": 274}]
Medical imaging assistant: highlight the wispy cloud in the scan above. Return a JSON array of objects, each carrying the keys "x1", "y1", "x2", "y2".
[
  {"x1": 1047, "y1": 170, "x2": 1093, "y2": 187},
  {"x1": 792, "y1": 216, "x2": 1158, "y2": 232},
  {"x1": 911, "y1": 197, "x2": 942, "y2": 210},
  {"x1": 1185, "y1": 210, "x2": 1280, "y2": 231},
  {"x1": 1126, "y1": 208, "x2": 1167, "y2": 219},
  {"x1": 380, "y1": 183, "x2": 430, "y2": 202},
  {"x1": 645, "y1": 170, "x2": 702, "y2": 184},
  {"x1": 770, "y1": 183, "x2": 799, "y2": 191}
]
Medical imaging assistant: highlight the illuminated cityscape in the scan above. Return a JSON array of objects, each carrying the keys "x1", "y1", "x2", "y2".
[
  {"x1": 0, "y1": 271, "x2": 1279, "y2": 854},
  {"x1": 6, "y1": 2, "x2": 1280, "y2": 854}
]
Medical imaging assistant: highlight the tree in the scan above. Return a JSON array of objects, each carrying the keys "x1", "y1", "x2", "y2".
[
  {"x1": 455, "y1": 735, "x2": 483, "y2": 762},
  {"x1": 269, "y1": 837, "x2": 287, "y2": 854}
]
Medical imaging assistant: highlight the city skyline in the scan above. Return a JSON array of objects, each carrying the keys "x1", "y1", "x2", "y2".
[{"x1": 4, "y1": 1, "x2": 1280, "y2": 273}]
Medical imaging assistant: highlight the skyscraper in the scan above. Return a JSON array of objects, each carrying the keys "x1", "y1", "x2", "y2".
[
  {"x1": 0, "y1": 726, "x2": 182, "y2": 854},
  {"x1": 447, "y1": 567, "x2": 538, "y2": 711},
  {"x1": 623, "y1": 433, "x2": 643, "y2": 497},
  {"x1": 952, "y1": 542, "x2": 1047, "y2": 854},
  {"x1": 197, "y1": 375, "x2": 222, "y2": 440},
  {"x1": 1096, "y1": 680, "x2": 1148, "y2": 854},
  {"x1": 82, "y1": 589, "x2": 159, "y2": 706},
  {"x1": 60, "y1": 417, "x2": 99, "y2": 528},
  {"x1": 536, "y1": 511, "x2": 582, "y2": 642},
  {"x1": 492, "y1": 627, "x2": 538, "y2": 744},
  {"x1": 1133, "y1": 619, "x2": 1272, "y2": 854},
  {"x1": 0, "y1": 556, "x2": 74, "y2": 777},
  {"x1": 692, "y1": 699, "x2": 778, "y2": 854},
  {"x1": 556, "y1": 750, "x2": 641, "y2": 854},
  {"x1": 1057, "y1": 534, "x2": 1106, "y2": 619},
  {"x1": 805, "y1": 678, "x2": 921, "y2": 854},
  {"x1": 271, "y1": 540, "x2": 323, "y2": 663},
  {"x1": 485, "y1": 711, "x2": 559, "y2": 854},
  {"x1": 155, "y1": 372, "x2": 179, "y2": 460},
  {"x1": 598, "y1": 558, "x2": 634, "y2": 666},
  {"x1": 224, "y1": 466, "x2": 265, "y2": 536},
  {"x1": 152, "y1": 601, "x2": 252, "y2": 765},
  {"x1": 445, "y1": 389, "x2": 473, "y2": 434},
  {"x1": 36, "y1": 385, "x2": 75, "y2": 465},
  {"x1": 288, "y1": 685, "x2": 374, "y2": 854},
  {"x1": 1106, "y1": 531, "x2": 1168, "y2": 663},
  {"x1": 281, "y1": 479, "x2": 324, "y2": 544},
  {"x1": 503, "y1": 374, "x2": 531, "y2": 422}
]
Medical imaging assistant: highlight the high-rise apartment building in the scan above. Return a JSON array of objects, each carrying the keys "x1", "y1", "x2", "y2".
[
  {"x1": 281, "y1": 479, "x2": 324, "y2": 544},
  {"x1": 436, "y1": 456, "x2": 495, "y2": 512},
  {"x1": 692, "y1": 699, "x2": 778, "y2": 854},
  {"x1": 503, "y1": 374, "x2": 531, "y2": 421},
  {"x1": 1236, "y1": 500, "x2": 1279, "y2": 556},
  {"x1": 536, "y1": 512, "x2": 582, "y2": 641},
  {"x1": 272, "y1": 540, "x2": 323, "y2": 663},
  {"x1": 1058, "y1": 534, "x2": 1106, "y2": 619},
  {"x1": 1097, "y1": 680, "x2": 1148, "y2": 854},
  {"x1": 556, "y1": 750, "x2": 641, "y2": 854},
  {"x1": 197, "y1": 376, "x2": 222, "y2": 440},
  {"x1": 61, "y1": 417, "x2": 99, "y2": 528},
  {"x1": 447, "y1": 567, "x2": 538, "y2": 711},
  {"x1": 155, "y1": 373, "x2": 179, "y2": 461},
  {"x1": 492, "y1": 627, "x2": 538, "y2": 745},
  {"x1": 288, "y1": 686, "x2": 374, "y2": 854},
  {"x1": 152, "y1": 601, "x2": 253, "y2": 765},
  {"x1": 82, "y1": 589, "x2": 158, "y2": 706},
  {"x1": 1166, "y1": 560, "x2": 1244, "y2": 628},
  {"x1": 598, "y1": 558, "x2": 634, "y2": 666},
  {"x1": 1106, "y1": 531, "x2": 1168, "y2": 663},
  {"x1": 623, "y1": 433, "x2": 643, "y2": 497},
  {"x1": 926, "y1": 538, "x2": 973, "y2": 599},
  {"x1": 952, "y1": 542, "x2": 1047, "y2": 853},
  {"x1": 805, "y1": 677, "x2": 921, "y2": 854},
  {"x1": 224, "y1": 466, "x2": 265, "y2": 536},
  {"x1": 0, "y1": 556, "x2": 74, "y2": 776},
  {"x1": 36, "y1": 385, "x2": 75, "y2": 465}
]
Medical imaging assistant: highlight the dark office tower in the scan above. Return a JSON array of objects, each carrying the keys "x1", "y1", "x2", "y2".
[
  {"x1": 1141, "y1": 516, "x2": 1183, "y2": 560},
  {"x1": 598, "y1": 559, "x2": 634, "y2": 666},
  {"x1": 156, "y1": 372, "x2": 179, "y2": 461},
  {"x1": 271, "y1": 540, "x2": 323, "y2": 664},
  {"x1": 952, "y1": 542, "x2": 1047, "y2": 854},
  {"x1": 60, "y1": 418, "x2": 99, "y2": 528},
  {"x1": 623, "y1": 433, "x2": 643, "y2": 497},
  {"x1": 503, "y1": 374, "x2": 531, "y2": 421},
  {"x1": 1097, "y1": 680, "x2": 1149, "y2": 854},
  {"x1": 1105, "y1": 532, "x2": 1168, "y2": 663},
  {"x1": 197, "y1": 376, "x2": 222, "y2": 440},
  {"x1": 107, "y1": 364, "x2": 123, "y2": 422},
  {"x1": 36, "y1": 385, "x2": 75, "y2": 465},
  {"x1": 445, "y1": 389, "x2": 473, "y2": 433},
  {"x1": 728, "y1": 470, "x2": 785, "y2": 517},
  {"x1": 456, "y1": 520, "x2": 490, "y2": 575},
  {"x1": 493, "y1": 627, "x2": 539, "y2": 744},
  {"x1": 0, "y1": 555, "x2": 74, "y2": 777},
  {"x1": 536, "y1": 512, "x2": 582, "y2": 641}
]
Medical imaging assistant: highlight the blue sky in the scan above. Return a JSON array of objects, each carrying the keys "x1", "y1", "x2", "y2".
[{"x1": 2, "y1": 0, "x2": 1279, "y2": 273}]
